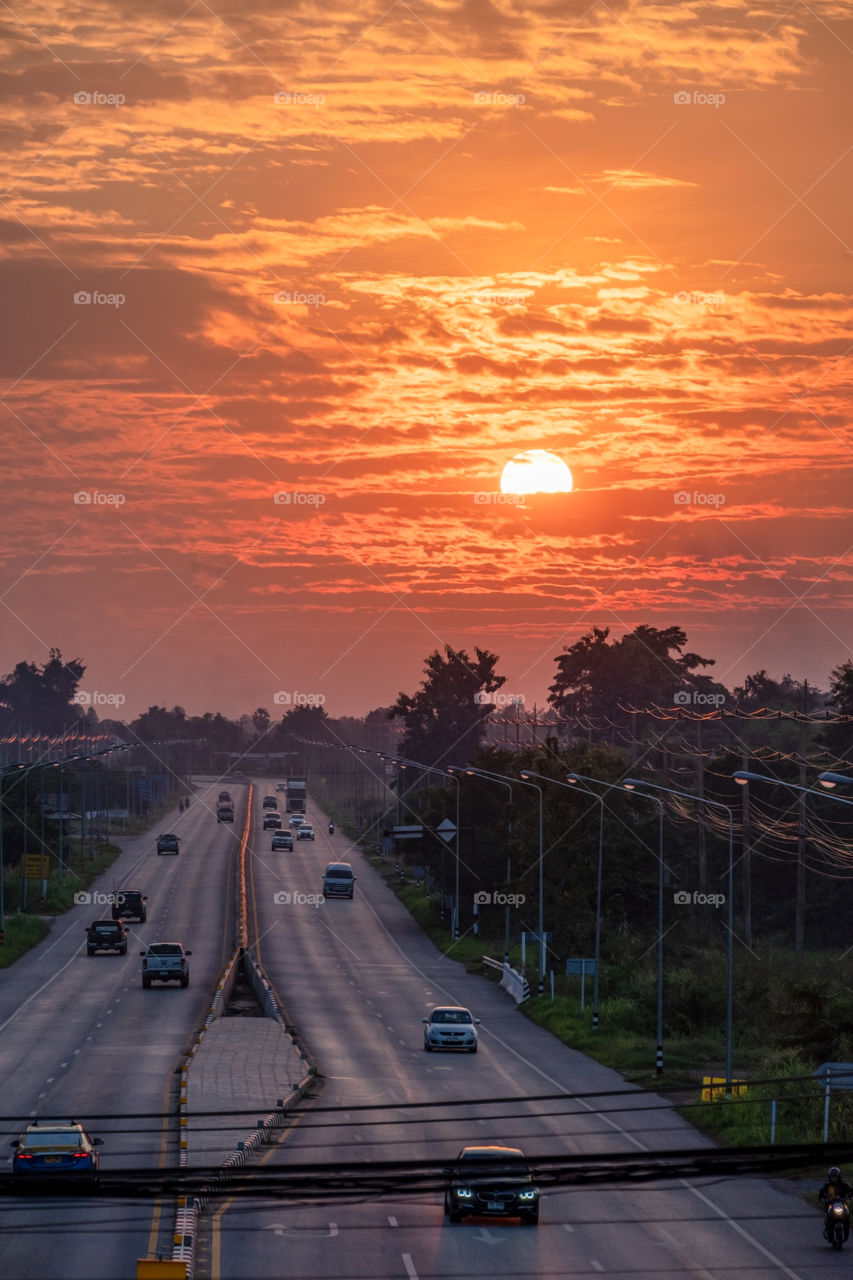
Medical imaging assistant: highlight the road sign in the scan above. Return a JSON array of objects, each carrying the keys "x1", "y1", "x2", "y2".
[
  {"x1": 393, "y1": 825, "x2": 423, "y2": 839},
  {"x1": 565, "y1": 958, "x2": 597, "y2": 975},
  {"x1": 701, "y1": 1076, "x2": 746, "y2": 1101},
  {"x1": 25, "y1": 854, "x2": 49, "y2": 879},
  {"x1": 435, "y1": 818, "x2": 457, "y2": 842},
  {"x1": 813, "y1": 1063, "x2": 853, "y2": 1091},
  {"x1": 518, "y1": 931, "x2": 552, "y2": 943}
]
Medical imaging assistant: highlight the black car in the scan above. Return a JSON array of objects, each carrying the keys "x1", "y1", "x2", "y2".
[
  {"x1": 444, "y1": 1146, "x2": 539, "y2": 1224},
  {"x1": 11, "y1": 1121, "x2": 103, "y2": 1183},
  {"x1": 156, "y1": 833, "x2": 180, "y2": 855},
  {"x1": 263, "y1": 812, "x2": 282, "y2": 830},
  {"x1": 112, "y1": 889, "x2": 147, "y2": 922},
  {"x1": 217, "y1": 805, "x2": 234, "y2": 823},
  {"x1": 262, "y1": 796, "x2": 278, "y2": 810},
  {"x1": 86, "y1": 919, "x2": 128, "y2": 955}
]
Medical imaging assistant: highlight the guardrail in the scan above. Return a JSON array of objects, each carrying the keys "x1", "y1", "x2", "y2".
[{"x1": 483, "y1": 956, "x2": 530, "y2": 1004}]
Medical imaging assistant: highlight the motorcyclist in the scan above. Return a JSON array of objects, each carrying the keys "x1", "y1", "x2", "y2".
[
  {"x1": 328, "y1": 821, "x2": 335, "y2": 834},
  {"x1": 819, "y1": 1167, "x2": 851, "y2": 1241}
]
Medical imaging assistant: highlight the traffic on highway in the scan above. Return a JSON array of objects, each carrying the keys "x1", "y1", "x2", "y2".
[{"x1": 0, "y1": 778, "x2": 838, "y2": 1280}]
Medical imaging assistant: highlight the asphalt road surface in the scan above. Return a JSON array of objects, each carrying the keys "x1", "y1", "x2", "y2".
[
  {"x1": 0, "y1": 782, "x2": 245, "y2": 1280},
  {"x1": 211, "y1": 788, "x2": 832, "y2": 1280}
]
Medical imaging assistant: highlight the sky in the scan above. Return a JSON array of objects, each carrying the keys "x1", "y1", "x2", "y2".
[{"x1": 1, "y1": 0, "x2": 852, "y2": 721}]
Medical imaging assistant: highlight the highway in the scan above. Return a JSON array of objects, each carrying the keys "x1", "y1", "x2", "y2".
[
  {"x1": 212, "y1": 785, "x2": 835, "y2": 1280},
  {"x1": 0, "y1": 779, "x2": 843, "y2": 1280},
  {"x1": 0, "y1": 782, "x2": 245, "y2": 1280}
]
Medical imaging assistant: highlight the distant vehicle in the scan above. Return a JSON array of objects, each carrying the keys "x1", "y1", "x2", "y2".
[
  {"x1": 328, "y1": 821, "x2": 335, "y2": 835},
  {"x1": 285, "y1": 777, "x2": 307, "y2": 813},
  {"x1": 289, "y1": 814, "x2": 306, "y2": 828},
  {"x1": 275, "y1": 782, "x2": 287, "y2": 792},
  {"x1": 271, "y1": 830, "x2": 293, "y2": 851},
  {"x1": 140, "y1": 942, "x2": 191, "y2": 988},
  {"x1": 217, "y1": 805, "x2": 234, "y2": 823},
  {"x1": 444, "y1": 1146, "x2": 539, "y2": 1225},
  {"x1": 322, "y1": 862, "x2": 356, "y2": 898},
  {"x1": 10, "y1": 1121, "x2": 103, "y2": 1184},
  {"x1": 262, "y1": 796, "x2": 278, "y2": 810},
  {"x1": 157, "y1": 833, "x2": 180, "y2": 855},
  {"x1": 263, "y1": 812, "x2": 282, "y2": 830},
  {"x1": 218, "y1": 791, "x2": 232, "y2": 804},
  {"x1": 111, "y1": 889, "x2": 147, "y2": 923},
  {"x1": 86, "y1": 920, "x2": 128, "y2": 956},
  {"x1": 423, "y1": 1006, "x2": 480, "y2": 1053},
  {"x1": 297, "y1": 824, "x2": 315, "y2": 841}
]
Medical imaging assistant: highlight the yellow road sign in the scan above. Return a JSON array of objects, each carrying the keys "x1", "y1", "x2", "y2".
[
  {"x1": 25, "y1": 855, "x2": 49, "y2": 879},
  {"x1": 702, "y1": 1075, "x2": 746, "y2": 1101}
]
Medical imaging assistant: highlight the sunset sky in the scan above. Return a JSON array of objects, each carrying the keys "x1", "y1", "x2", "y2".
[{"x1": 1, "y1": 0, "x2": 852, "y2": 719}]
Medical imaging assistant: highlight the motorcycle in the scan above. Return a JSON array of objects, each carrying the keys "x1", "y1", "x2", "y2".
[
  {"x1": 328, "y1": 822, "x2": 335, "y2": 835},
  {"x1": 824, "y1": 1198, "x2": 849, "y2": 1250}
]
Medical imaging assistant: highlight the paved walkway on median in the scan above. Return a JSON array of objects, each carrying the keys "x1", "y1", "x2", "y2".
[{"x1": 186, "y1": 1018, "x2": 306, "y2": 1167}]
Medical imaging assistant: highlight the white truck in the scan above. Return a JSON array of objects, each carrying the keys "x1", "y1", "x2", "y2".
[{"x1": 140, "y1": 942, "x2": 192, "y2": 988}]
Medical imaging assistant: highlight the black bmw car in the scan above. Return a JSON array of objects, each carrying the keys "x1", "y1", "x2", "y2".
[{"x1": 444, "y1": 1146, "x2": 539, "y2": 1224}]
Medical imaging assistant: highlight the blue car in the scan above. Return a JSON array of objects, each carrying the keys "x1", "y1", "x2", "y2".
[{"x1": 11, "y1": 1121, "x2": 103, "y2": 1184}]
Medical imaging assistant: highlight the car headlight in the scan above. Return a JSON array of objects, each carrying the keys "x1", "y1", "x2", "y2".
[
  {"x1": 519, "y1": 1190, "x2": 536, "y2": 1200},
  {"x1": 456, "y1": 1188, "x2": 473, "y2": 1199}
]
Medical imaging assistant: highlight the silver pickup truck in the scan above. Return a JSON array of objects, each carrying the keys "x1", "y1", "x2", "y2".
[{"x1": 140, "y1": 942, "x2": 192, "y2": 988}]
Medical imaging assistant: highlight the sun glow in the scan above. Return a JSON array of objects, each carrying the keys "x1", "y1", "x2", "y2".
[{"x1": 500, "y1": 450, "x2": 573, "y2": 495}]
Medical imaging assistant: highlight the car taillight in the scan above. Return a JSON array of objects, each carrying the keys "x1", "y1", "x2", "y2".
[
  {"x1": 72, "y1": 1152, "x2": 89, "y2": 1160},
  {"x1": 16, "y1": 1152, "x2": 33, "y2": 1160}
]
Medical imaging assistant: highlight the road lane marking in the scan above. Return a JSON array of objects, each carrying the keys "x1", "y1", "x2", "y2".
[
  {"x1": 563, "y1": 1223, "x2": 575, "y2": 1233},
  {"x1": 402, "y1": 1254, "x2": 418, "y2": 1279},
  {"x1": 358, "y1": 880, "x2": 805, "y2": 1280},
  {"x1": 388, "y1": 1215, "x2": 398, "y2": 1226}
]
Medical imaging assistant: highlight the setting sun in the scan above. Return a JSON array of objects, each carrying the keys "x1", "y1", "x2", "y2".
[{"x1": 500, "y1": 450, "x2": 574, "y2": 496}]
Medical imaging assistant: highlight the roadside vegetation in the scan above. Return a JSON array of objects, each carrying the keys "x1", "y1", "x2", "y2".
[
  {"x1": 0, "y1": 790, "x2": 186, "y2": 969},
  {"x1": 362, "y1": 847, "x2": 853, "y2": 1157}
]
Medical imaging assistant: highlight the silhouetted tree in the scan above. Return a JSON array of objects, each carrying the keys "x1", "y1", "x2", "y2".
[
  {"x1": 388, "y1": 645, "x2": 506, "y2": 766},
  {"x1": 0, "y1": 649, "x2": 86, "y2": 733}
]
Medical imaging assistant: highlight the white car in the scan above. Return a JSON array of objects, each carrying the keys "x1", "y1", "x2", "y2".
[
  {"x1": 423, "y1": 1006, "x2": 480, "y2": 1053},
  {"x1": 297, "y1": 824, "x2": 315, "y2": 840},
  {"x1": 289, "y1": 814, "x2": 306, "y2": 828}
]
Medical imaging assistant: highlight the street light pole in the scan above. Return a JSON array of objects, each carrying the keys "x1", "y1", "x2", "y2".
[
  {"x1": 452, "y1": 769, "x2": 513, "y2": 958},
  {"x1": 379, "y1": 752, "x2": 460, "y2": 937},
  {"x1": 626, "y1": 778, "x2": 734, "y2": 1090},
  {"x1": 521, "y1": 770, "x2": 605, "y2": 1029},
  {"x1": 466, "y1": 766, "x2": 546, "y2": 994}
]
